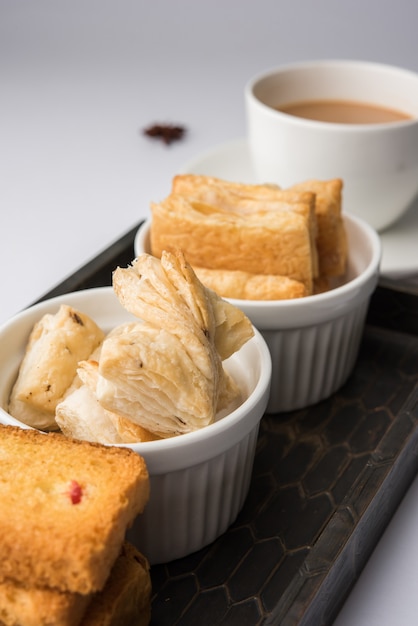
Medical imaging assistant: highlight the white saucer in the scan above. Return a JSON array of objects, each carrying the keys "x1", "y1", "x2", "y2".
[{"x1": 181, "y1": 138, "x2": 418, "y2": 278}]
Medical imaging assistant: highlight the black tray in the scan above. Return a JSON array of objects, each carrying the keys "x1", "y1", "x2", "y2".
[{"x1": 35, "y1": 223, "x2": 418, "y2": 626}]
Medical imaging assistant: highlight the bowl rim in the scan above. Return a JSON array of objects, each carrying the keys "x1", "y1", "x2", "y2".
[
  {"x1": 245, "y1": 59, "x2": 418, "y2": 130},
  {"x1": 134, "y1": 212, "x2": 382, "y2": 310},
  {"x1": 0, "y1": 286, "x2": 272, "y2": 472}
]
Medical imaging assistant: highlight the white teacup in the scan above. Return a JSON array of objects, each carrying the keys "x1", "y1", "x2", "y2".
[{"x1": 245, "y1": 60, "x2": 418, "y2": 231}]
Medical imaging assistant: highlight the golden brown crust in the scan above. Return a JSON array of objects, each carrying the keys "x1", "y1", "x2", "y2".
[
  {"x1": 168, "y1": 174, "x2": 348, "y2": 293},
  {"x1": 150, "y1": 194, "x2": 316, "y2": 293},
  {"x1": 194, "y1": 266, "x2": 308, "y2": 300},
  {"x1": 172, "y1": 173, "x2": 319, "y2": 279},
  {"x1": 172, "y1": 173, "x2": 283, "y2": 198},
  {"x1": 0, "y1": 581, "x2": 90, "y2": 626},
  {"x1": 287, "y1": 179, "x2": 347, "y2": 277},
  {"x1": 0, "y1": 425, "x2": 149, "y2": 595},
  {"x1": 110, "y1": 414, "x2": 162, "y2": 443},
  {"x1": 0, "y1": 543, "x2": 151, "y2": 626},
  {"x1": 81, "y1": 542, "x2": 151, "y2": 626}
]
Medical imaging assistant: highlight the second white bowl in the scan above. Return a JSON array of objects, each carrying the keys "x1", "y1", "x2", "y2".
[{"x1": 135, "y1": 213, "x2": 381, "y2": 413}]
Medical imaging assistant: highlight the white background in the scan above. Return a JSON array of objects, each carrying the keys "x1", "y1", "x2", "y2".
[{"x1": 1, "y1": 1, "x2": 418, "y2": 623}]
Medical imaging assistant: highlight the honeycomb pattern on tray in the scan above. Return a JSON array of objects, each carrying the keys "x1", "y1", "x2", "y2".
[
  {"x1": 36, "y1": 231, "x2": 418, "y2": 626},
  {"x1": 150, "y1": 325, "x2": 418, "y2": 626}
]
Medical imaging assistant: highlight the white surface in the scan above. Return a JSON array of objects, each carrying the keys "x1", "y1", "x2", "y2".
[
  {"x1": 1, "y1": 0, "x2": 418, "y2": 620},
  {"x1": 334, "y1": 473, "x2": 418, "y2": 626},
  {"x1": 183, "y1": 138, "x2": 418, "y2": 277}
]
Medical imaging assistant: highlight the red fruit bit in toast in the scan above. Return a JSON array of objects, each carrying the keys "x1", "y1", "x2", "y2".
[{"x1": 68, "y1": 480, "x2": 83, "y2": 504}]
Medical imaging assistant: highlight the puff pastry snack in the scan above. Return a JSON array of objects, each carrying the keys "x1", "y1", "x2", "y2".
[
  {"x1": 36, "y1": 250, "x2": 253, "y2": 442},
  {"x1": 172, "y1": 173, "x2": 319, "y2": 279},
  {"x1": 104, "y1": 251, "x2": 252, "y2": 436},
  {"x1": 112, "y1": 251, "x2": 254, "y2": 360},
  {"x1": 172, "y1": 173, "x2": 285, "y2": 200},
  {"x1": 288, "y1": 178, "x2": 347, "y2": 279},
  {"x1": 175, "y1": 173, "x2": 347, "y2": 279},
  {"x1": 56, "y1": 357, "x2": 160, "y2": 443},
  {"x1": 8, "y1": 305, "x2": 104, "y2": 431},
  {"x1": 150, "y1": 174, "x2": 348, "y2": 299},
  {"x1": 193, "y1": 266, "x2": 308, "y2": 300},
  {"x1": 151, "y1": 194, "x2": 316, "y2": 293}
]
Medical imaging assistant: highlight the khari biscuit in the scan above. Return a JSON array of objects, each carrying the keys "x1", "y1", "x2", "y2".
[
  {"x1": 8, "y1": 305, "x2": 104, "y2": 431},
  {"x1": 172, "y1": 173, "x2": 284, "y2": 199},
  {"x1": 95, "y1": 322, "x2": 242, "y2": 437},
  {"x1": 150, "y1": 194, "x2": 316, "y2": 293},
  {"x1": 287, "y1": 178, "x2": 347, "y2": 277},
  {"x1": 172, "y1": 173, "x2": 319, "y2": 278},
  {"x1": 172, "y1": 173, "x2": 317, "y2": 229},
  {"x1": 78, "y1": 359, "x2": 161, "y2": 443},
  {"x1": 193, "y1": 266, "x2": 308, "y2": 300},
  {"x1": 113, "y1": 251, "x2": 254, "y2": 360},
  {"x1": 0, "y1": 425, "x2": 149, "y2": 595},
  {"x1": 9, "y1": 250, "x2": 252, "y2": 444},
  {"x1": 56, "y1": 359, "x2": 160, "y2": 444},
  {"x1": 55, "y1": 382, "x2": 125, "y2": 444},
  {"x1": 171, "y1": 173, "x2": 348, "y2": 288},
  {"x1": 96, "y1": 251, "x2": 250, "y2": 437}
]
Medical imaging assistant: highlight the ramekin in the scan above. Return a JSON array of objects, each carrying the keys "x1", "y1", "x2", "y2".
[
  {"x1": 135, "y1": 213, "x2": 381, "y2": 413},
  {"x1": 0, "y1": 287, "x2": 272, "y2": 563}
]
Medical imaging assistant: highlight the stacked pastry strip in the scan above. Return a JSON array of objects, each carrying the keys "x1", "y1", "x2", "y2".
[
  {"x1": 149, "y1": 174, "x2": 348, "y2": 299},
  {"x1": 288, "y1": 178, "x2": 347, "y2": 278},
  {"x1": 0, "y1": 424, "x2": 151, "y2": 626}
]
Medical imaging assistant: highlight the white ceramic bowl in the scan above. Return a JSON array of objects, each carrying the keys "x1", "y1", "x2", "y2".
[
  {"x1": 246, "y1": 60, "x2": 418, "y2": 231},
  {"x1": 135, "y1": 213, "x2": 381, "y2": 413},
  {"x1": 0, "y1": 287, "x2": 272, "y2": 564}
]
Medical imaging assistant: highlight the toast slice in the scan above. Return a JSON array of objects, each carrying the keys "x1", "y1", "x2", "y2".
[
  {"x1": 82, "y1": 542, "x2": 151, "y2": 626},
  {"x1": 0, "y1": 580, "x2": 90, "y2": 626},
  {"x1": 0, "y1": 542, "x2": 151, "y2": 626},
  {"x1": 0, "y1": 425, "x2": 149, "y2": 595}
]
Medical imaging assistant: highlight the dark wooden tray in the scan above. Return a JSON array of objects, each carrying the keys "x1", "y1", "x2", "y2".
[{"x1": 35, "y1": 222, "x2": 418, "y2": 626}]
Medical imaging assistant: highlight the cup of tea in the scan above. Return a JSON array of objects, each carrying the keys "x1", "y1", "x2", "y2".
[{"x1": 245, "y1": 60, "x2": 418, "y2": 231}]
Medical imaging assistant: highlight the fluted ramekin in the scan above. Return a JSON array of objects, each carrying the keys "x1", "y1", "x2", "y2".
[
  {"x1": 135, "y1": 213, "x2": 381, "y2": 413},
  {"x1": 0, "y1": 287, "x2": 272, "y2": 563}
]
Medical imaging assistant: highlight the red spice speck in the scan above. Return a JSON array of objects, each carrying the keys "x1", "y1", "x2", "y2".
[{"x1": 68, "y1": 480, "x2": 83, "y2": 505}]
